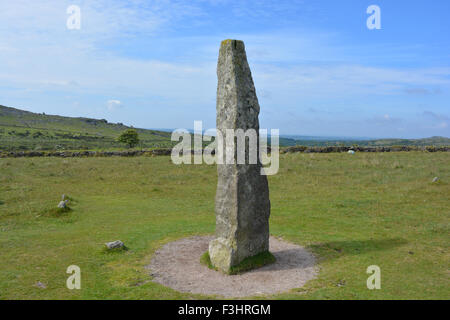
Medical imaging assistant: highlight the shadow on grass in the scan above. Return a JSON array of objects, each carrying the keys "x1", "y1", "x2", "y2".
[
  {"x1": 42, "y1": 206, "x2": 72, "y2": 217},
  {"x1": 102, "y1": 246, "x2": 129, "y2": 254},
  {"x1": 259, "y1": 248, "x2": 315, "y2": 272},
  {"x1": 307, "y1": 238, "x2": 408, "y2": 262},
  {"x1": 196, "y1": 238, "x2": 408, "y2": 274}
]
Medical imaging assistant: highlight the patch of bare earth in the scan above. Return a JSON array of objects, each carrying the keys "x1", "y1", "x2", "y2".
[{"x1": 147, "y1": 235, "x2": 317, "y2": 298}]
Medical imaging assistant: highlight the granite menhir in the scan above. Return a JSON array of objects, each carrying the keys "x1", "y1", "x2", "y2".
[{"x1": 209, "y1": 39, "x2": 271, "y2": 273}]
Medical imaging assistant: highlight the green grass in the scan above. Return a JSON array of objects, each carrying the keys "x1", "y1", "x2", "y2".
[
  {"x1": 44, "y1": 206, "x2": 72, "y2": 218},
  {"x1": 0, "y1": 105, "x2": 175, "y2": 151},
  {"x1": 200, "y1": 251, "x2": 276, "y2": 275},
  {"x1": 0, "y1": 152, "x2": 449, "y2": 299},
  {"x1": 102, "y1": 245, "x2": 129, "y2": 254},
  {"x1": 200, "y1": 251, "x2": 215, "y2": 270},
  {"x1": 229, "y1": 251, "x2": 276, "y2": 275}
]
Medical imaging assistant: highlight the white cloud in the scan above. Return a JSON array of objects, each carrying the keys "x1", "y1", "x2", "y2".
[
  {"x1": 421, "y1": 111, "x2": 449, "y2": 130},
  {"x1": 0, "y1": 1, "x2": 449, "y2": 138},
  {"x1": 437, "y1": 122, "x2": 448, "y2": 129},
  {"x1": 106, "y1": 99, "x2": 123, "y2": 111},
  {"x1": 1, "y1": 2, "x2": 449, "y2": 102},
  {"x1": 422, "y1": 111, "x2": 449, "y2": 121},
  {"x1": 252, "y1": 63, "x2": 450, "y2": 103}
]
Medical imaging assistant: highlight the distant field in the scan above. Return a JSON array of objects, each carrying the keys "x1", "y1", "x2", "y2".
[
  {"x1": 279, "y1": 136, "x2": 450, "y2": 147},
  {"x1": 0, "y1": 152, "x2": 448, "y2": 299}
]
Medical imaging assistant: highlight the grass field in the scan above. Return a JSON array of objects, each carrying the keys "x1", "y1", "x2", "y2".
[{"x1": 0, "y1": 152, "x2": 448, "y2": 299}]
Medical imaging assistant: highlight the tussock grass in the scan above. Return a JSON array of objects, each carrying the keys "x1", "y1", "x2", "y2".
[
  {"x1": 101, "y1": 246, "x2": 129, "y2": 254},
  {"x1": 45, "y1": 206, "x2": 72, "y2": 217},
  {"x1": 200, "y1": 251, "x2": 215, "y2": 270}
]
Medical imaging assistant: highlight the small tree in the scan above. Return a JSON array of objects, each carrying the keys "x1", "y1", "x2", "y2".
[{"x1": 117, "y1": 129, "x2": 139, "y2": 148}]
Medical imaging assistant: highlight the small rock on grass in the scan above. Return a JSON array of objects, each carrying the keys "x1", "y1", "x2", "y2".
[
  {"x1": 432, "y1": 177, "x2": 439, "y2": 183},
  {"x1": 57, "y1": 200, "x2": 69, "y2": 208},
  {"x1": 105, "y1": 240, "x2": 124, "y2": 250},
  {"x1": 337, "y1": 279, "x2": 346, "y2": 287},
  {"x1": 35, "y1": 281, "x2": 46, "y2": 289}
]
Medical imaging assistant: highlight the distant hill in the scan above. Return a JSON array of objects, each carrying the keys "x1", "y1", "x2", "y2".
[
  {"x1": 278, "y1": 136, "x2": 450, "y2": 147},
  {"x1": 1, "y1": 104, "x2": 448, "y2": 151},
  {"x1": 0, "y1": 105, "x2": 174, "y2": 151},
  {"x1": 281, "y1": 135, "x2": 373, "y2": 141}
]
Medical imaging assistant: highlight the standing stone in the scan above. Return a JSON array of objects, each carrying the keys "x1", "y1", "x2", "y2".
[{"x1": 209, "y1": 39, "x2": 271, "y2": 273}]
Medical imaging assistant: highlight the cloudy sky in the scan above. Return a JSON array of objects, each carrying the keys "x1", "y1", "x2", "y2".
[{"x1": 0, "y1": 0, "x2": 449, "y2": 138}]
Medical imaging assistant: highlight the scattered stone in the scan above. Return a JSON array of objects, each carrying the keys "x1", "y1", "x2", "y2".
[
  {"x1": 432, "y1": 177, "x2": 439, "y2": 183},
  {"x1": 337, "y1": 279, "x2": 346, "y2": 287},
  {"x1": 57, "y1": 200, "x2": 69, "y2": 208},
  {"x1": 105, "y1": 240, "x2": 124, "y2": 250},
  {"x1": 209, "y1": 39, "x2": 271, "y2": 274},
  {"x1": 348, "y1": 150, "x2": 355, "y2": 154},
  {"x1": 35, "y1": 281, "x2": 46, "y2": 289}
]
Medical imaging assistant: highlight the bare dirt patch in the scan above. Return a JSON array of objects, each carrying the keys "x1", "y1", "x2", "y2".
[{"x1": 147, "y1": 235, "x2": 317, "y2": 298}]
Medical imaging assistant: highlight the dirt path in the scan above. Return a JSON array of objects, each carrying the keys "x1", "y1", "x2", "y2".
[{"x1": 147, "y1": 235, "x2": 317, "y2": 298}]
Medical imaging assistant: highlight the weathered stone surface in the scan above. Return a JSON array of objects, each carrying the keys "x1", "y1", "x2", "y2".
[
  {"x1": 57, "y1": 200, "x2": 68, "y2": 208},
  {"x1": 105, "y1": 240, "x2": 124, "y2": 250},
  {"x1": 209, "y1": 39, "x2": 271, "y2": 273}
]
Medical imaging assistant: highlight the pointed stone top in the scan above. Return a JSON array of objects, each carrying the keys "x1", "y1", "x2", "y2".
[{"x1": 220, "y1": 39, "x2": 244, "y2": 49}]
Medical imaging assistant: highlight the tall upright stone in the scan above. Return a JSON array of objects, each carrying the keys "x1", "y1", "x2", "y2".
[{"x1": 209, "y1": 39, "x2": 271, "y2": 273}]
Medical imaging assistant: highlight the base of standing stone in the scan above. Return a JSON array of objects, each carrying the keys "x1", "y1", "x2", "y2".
[
  {"x1": 147, "y1": 235, "x2": 317, "y2": 298},
  {"x1": 208, "y1": 237, "x2": 235, "y2": 272},
  {"x1": 201, "y1": 249, "x2": 276, "y2": 275},
  {"x1": 209, "y1": 236, "x2": 270, "y2": 273}
]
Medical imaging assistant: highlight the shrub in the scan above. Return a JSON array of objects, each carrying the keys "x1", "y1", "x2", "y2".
[{"x1": 117, "y1": 129, "x2": 140, "y2": 148}]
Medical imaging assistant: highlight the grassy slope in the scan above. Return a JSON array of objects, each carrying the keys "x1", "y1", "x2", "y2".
[
  {"x1": 0, "y1": 105, "x2": 174, "y2": 151},
  {"x1": 0, "y1": 153, "x2": 449, "y2": 300}
]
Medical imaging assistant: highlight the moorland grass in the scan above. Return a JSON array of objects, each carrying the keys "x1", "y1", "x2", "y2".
[{"x1": 0, "y1": 152, "x2": 448, "y2": 299}]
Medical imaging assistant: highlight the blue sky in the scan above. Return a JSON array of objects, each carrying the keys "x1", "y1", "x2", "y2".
[{"x1": 0, "y1": 0, "x2": 449, "y2": 138}]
